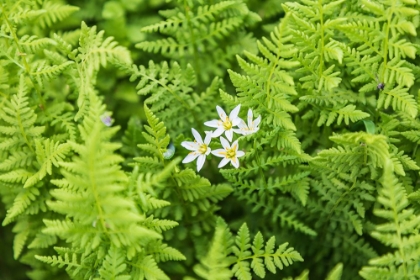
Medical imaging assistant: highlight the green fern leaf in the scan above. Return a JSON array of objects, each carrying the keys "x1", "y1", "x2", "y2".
[{"x1": 98, "y1": 245, "x2": 130, "y2": 280}]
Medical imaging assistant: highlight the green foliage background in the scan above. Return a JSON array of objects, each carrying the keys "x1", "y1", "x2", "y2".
[{"x1": 1, "y1": 0, "x2": 420, "y2": 279}]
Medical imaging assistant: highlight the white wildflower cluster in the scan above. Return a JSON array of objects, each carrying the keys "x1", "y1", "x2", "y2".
[{"x1": 182, "y1": 105, "x2": 261, "y2": 172}]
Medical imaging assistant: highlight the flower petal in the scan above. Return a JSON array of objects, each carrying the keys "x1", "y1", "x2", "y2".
[
  {"x1": 196, "y1": 155, "x2": 206, "y2": 172},
  {"x1": 254, "y1": 115, "x2": 261, "y2": 127},
  {"x1": 225, "y1": 129, "x2": 233, "y2": 142},
  {"x1": 231, "y1": 140, "x2": 239, "y2": 151},
  {"x1": 236, "y1": 150, "x2": 245, "y2": 157},
  {"x1": 204, "y1": 119, "x2": 222, "y2": 128},
  {"x1": 220, "y1": 136, "x2": 230, "y2": 149},
  {"x1": 247, "y1": 109, "x2": 253, "y2": 127},
  {"x1": 181, "y1": 141, "x2": 200, "y2": 151},
  {"x1": 229, "y1": 104, "x2": 241, "y2": 120},
  {"x1": 233, "y1": 128, "x2": 245, "y2": 135},
  {"x1": 191, "y1": 128, "x2": 203, "y2": 143},
  {"x1": 204, "y1": 146, "x2": 212, "y2": 156},
  {"x1": 218, "y1": 157, "x2": 230, "y2": 168},
  {"x1": 231, "y1": 157, "x2": 240, "y2": 168},
  {"x1": 232, "y1": 117, "x2": 241, "y2": 126},
  {"x1": 182, "y1": 152, "x2": 199, "y2": 163},
  {"x1": 237, "y1": 118, "x2": 247, "y2": 129},
  {"x1": 212, "y1": 149, "x2": 226, "y2": 157},
  {"x1": 211, "y1": 127, "x2": 224, "y2": 138},
  {"x1": 216, "y1": 106, "x2": 228, "y2": 121},
  {"x1": 204, "y1": 131, "x2": 212, "y2": 145}
]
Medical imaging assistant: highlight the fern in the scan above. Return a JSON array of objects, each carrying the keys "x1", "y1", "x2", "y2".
[
  {"x1": 116, "y1": 60, "x2": 222, "y2": 138},
  {"x1": 137, "y1": 0, "x2": 260, "y2": 82},
  {"x1": 1, "y1": 0, "x2": 420, "y2": 279},
  {"x1": 194, "y1": 218, "x2": 303, "y2": 280},
  {"x1": 359, "y1": 160, "x2": 420, "y2": 279}
]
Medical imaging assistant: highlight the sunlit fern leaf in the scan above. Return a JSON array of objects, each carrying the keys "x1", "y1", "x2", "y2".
[
  {"x1": 232, "y1": 223, "x2": 303, "y2": 280},
  {"x1": 31, "y1": 60, "x2": 74, "y2": 87},
  {"x1": 28, "y1": 231, "x2": 57, "y2": 250},
  {"x1": 329, "y1": 132, "x2": 390, "y2": 170},
  {"x1": 24, "y1": 139, "x2": 71, "y2": 188},
  {"x1": 45, "y1": 95, "x2": 160, "y2": 253},
  {"x1": 0, "y1": 75, "x2": 44, "y2": 151},
  {"x1": 137, "y1": 105, "x2": 170, "y2": 162},
  {"x1": 193, "y1": 218, "x2": 235, "y2": 280},
  {"x1": 326, "y1": 263, "x2": 344, "y2": 280},
  {"x1": 0, "y1": 151, "x2": 35, "y2": 172},
  {"x1": 19, "y1": 35, "x2": 56, "y2": 53},
  {"x1": 317, "y1": 105, "x2": 370, "y2": 127},
  {"x1": 2, "y1": 179, "x2": 40, "y2": 226},
  {"x1": 74, "y1": 22, "x2": 131, "y2": 120},
  {"x1": 283, "y1": 0, "x2": 345, "y2": 92},
  {"x1": 140, "y1": 216, "x2": 179, "y2": 234},
  {"x1": 12, "y1": 217, "x2": 30, "y2": 259},
  {"x1": 36, "y1": 248, "x2": 83, "y2": 271},
  {"x1": 32, "y1": 1, "x2": 79, "y2": 29},
  {"x1": 359, "y1": 159, "x2": 420, "y2": 279},
  {"x1": 377, "y1": 85, "x2": 417, "y2": 118},
  {"x1": 145, "y1": 240, "x2": 186, "y2": 262},
  {"x1": 131, "y1": 255, "x2": 170, "y2": 280},
  {"x1": 98, "y1": 245, "x2": 130, "y2": 280}
]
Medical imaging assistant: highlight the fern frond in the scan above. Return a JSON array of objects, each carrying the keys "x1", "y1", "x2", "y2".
[
  {"x1": 46, "y1": 95, "x2": 160, "y2": 252},
  {"x1": 136, "y1": 105, "x2": 170, "y2": 163},
  {"x1": 145, "y1": 240, "x2": 186, "y2": 262},
  {"x1": 131, "y1": 255, "x2": 170, "y2": 280},
  {"x1": 74, "y1": 22, "x2": 131, "y2": 120},
  {"x1": 359, "y1": 159, "x2": 420, "y2": 279},
  {"x1": 3, "y1": 187, "x2": 40, "y2": 226},
  {"x1": 34, "y1": 1, "x2": 79, "y2": 29},
  {"x1": 136, "y1": 0, "x2": 259, "y2": 82},
  {"x1": 231, "y1": 223, "x2": 303, "y2": 280},
  {"x1": 31, "y1": 61, "x2": 74, "y2": 87},
  {"x1": 0, "y1": 75, "x2": 45, "y2": 151},
  {"x1": 19, "y1": 35, "x2": 56, "y2": 53},
  {"x1": 98, "y1": 245, "x2": 130, "y2": 280},
  {"x1": 24, "y1": 139, "x2": 70, "y2": 188}
]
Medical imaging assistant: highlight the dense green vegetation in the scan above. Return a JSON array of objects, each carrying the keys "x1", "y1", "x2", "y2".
[{"x1": 1, "y1": 0, "x2": 420, "y2": 279}]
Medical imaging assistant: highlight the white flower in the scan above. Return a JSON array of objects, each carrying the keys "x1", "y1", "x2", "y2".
[
  {"x1": 211, "y1": 136, "x2": 245, "y2": 169},
  {"x1": 100, "y1": 114, "x2": 113, "y2": 126},
  {"x1": 204, "y1": 104, "x2": 242, "y2": 142},
  {"x1": 181, "y1": 128, "x2": 212, "y2": 172},
  {"x1": 237, "y1": 109, "x2": 261, "y2": 135}
]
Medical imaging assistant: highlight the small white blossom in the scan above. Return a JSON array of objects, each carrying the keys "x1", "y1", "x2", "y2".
[
  {"x1": 237, "y1": 109, "x2": 261, "y2": 135},
  {"x1": 100, "y1": 114, "x2": 113, "y2": 126},
  {"x1": 211, "y1": 136, "x2": 245, "y2": 169},
  {"x1": 204, "y1": 105, "x2": 242, "y2": 142},
  {"x1": 181, "y1": 128, "x2": 212, "y2": 172}
]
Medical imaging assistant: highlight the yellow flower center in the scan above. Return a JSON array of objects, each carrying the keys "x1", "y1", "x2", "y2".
[
  {"x1": 223, "y1": 118, "x2": 232, "y2": 130},
  {"x1": 198, "y1": 144, "x2": 208, "y2": 154},
  {"x1": 226, "y1": 146, "x2": 236, "y2": 159}
]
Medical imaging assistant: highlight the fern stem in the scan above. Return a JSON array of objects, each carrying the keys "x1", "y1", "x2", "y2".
[
  {"x1": 183, "y1": 0, "x2": 201, "y2": 81},
  {"x1": 89, "y1": 128, "x2": 110, "y2": 235},
  {"x1": 327, "y1": 178, "x2": 357, "y2": 220},
  {"x1": 391, "y1": 185, "x2": 408, "y2": 277},
  {"x1": 381, "y1": 2, "x2": 395, "y2": 80},
  {"x1": 317, "y1": 0, "x2": 325, "y2": 78},
  {"x1": 2, "y1": 7, "x2": 47, "y2": 111},
  {"x1": 16, "y1": 101, "x2": 35, "y2": 153},
  {"x1": 265, "y1": 16, "x2": 286, "y2": 102}
]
